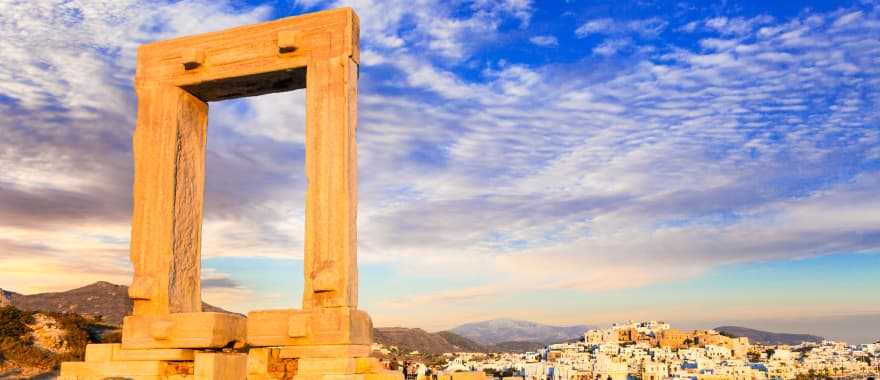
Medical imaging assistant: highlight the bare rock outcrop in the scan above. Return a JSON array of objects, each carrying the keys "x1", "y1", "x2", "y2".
[{"x1": 26, "y1": 313, "x2": 73, "y2": 353}]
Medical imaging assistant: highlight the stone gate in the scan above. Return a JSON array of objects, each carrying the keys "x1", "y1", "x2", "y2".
[{"x1": 60, "y1": 7, "x2": 400, "y2": 380}]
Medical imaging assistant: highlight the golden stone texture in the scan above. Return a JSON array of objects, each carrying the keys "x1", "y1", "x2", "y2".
[{"x1": 60, "y1": 7, "x2": 399, "y2": 380}]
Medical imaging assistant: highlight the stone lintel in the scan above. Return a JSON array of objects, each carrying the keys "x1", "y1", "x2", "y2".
[{"x1": 135, "y1": 7, "x2": 359, "y2": 101}]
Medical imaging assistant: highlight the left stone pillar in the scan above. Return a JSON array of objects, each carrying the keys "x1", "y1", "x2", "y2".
[
  {"x1": 121, "y1": 81, "x2": 245, "y2": 350},
  {"x1": 59, "y1": 82, "x2": 245, "y2": 379},
  {"x1": 128, "y1": 80, "x2": 206, "y2": 316}
]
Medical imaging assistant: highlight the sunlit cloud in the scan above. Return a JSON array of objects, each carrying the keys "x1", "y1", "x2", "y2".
[{"x1": 0, "y1": 0, "x2": 877, "y2": 337}]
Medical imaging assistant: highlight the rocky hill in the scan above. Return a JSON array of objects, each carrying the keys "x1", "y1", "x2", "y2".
[
  {"x1": 373, "y1": 327, "x2": 482, "y2": 354},
  {"x1": 715, "y1": 326, "x2": 824, "y2": 345},
  {"x1": 450, "y1": 318, "x2": 590, "y2": 345},
  {"x1": 435, "y1": 331, "x2": 487, "y2": 352},
  {"x1": 373, "y1": 328, "x2": 547, "y2": 354},
  {"x1": 0, "y1": 288, "x2": 14, "y2": 306},
  {"x1": 5, "y1": 283, "x2": 569, "y2": 356},
  {"x1": 2, "y1": 282, "x2": 233, "y2": 326},
  {"x1": 0, "y1": 305, "x2": 104, "y2": 379}
]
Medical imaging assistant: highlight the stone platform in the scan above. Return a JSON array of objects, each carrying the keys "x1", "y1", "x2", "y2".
[
  {"x1": 60, "y1": 344, "x2": 247, "y2": 380},
  {"x1": 247, "y1": 348, "x2": 403, "y2": 380},
  {"x1": 61, "y1": 344, "x2": 403, "y2": 380}
]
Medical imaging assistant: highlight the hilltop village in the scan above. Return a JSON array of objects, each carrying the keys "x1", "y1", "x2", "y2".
[{"x1": 376, "y1": 321, "x2": 880, "y2": 380}]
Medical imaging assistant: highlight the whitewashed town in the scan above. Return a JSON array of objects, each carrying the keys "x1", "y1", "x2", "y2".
[{"x1": 376, "y1": 321, "x2": 880, "y2": 380}]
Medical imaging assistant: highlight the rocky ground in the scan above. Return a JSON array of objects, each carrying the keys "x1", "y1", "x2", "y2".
[{"x1": 0, "y1": 305, "x2": 113, "y2": 379}]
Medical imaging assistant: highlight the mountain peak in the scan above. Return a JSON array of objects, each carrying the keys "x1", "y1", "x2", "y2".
[
  {"x1": 450, "y1": 319, "x2": 591, "y2": 345},
  {"x1": 79, "y1": 281, "x2": 125, "y2": 289}
]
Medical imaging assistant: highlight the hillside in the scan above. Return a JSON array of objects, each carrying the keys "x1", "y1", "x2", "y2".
[
  {"x1": 0, "y1": 305, "x2": 107, "y2": 378},
  {"x1": 450, "y1": 318, "x2": 590, "y2": 345},
  {"x1": 4, "y1": 283, "x2": 565, "y2": 356},
  {"x1": 715, "y1": 326, "x2": 824, "y2": 345},
  {"x1": 374, "y1": 327, "x2": 465, "y2": 354},
  {"x1": 435, "y1": 331, "x2": 487, "y2": 352},
  {"x1": 3, "y1": 282, "x2": 233, "y2": 325}
]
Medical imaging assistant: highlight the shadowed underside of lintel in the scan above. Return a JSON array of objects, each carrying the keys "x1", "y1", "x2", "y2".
[{"x1": 183, "y1": 67, "x2": 307, "y2": 101}]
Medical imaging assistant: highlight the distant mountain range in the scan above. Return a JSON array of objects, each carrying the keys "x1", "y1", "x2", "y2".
[
  {"x1": 0, "y1": 281, "x2": 231, "y2": 325},
  {"x1": 449, "y1": 318, "x2": 591, "y2": 345},
  {"x1": 373, "y1": 327, "x2": 545, "y2": 354},
  {"x1": 373, "y1": 328, "x2": 476, "y2": 354},
  {"x1": 375, "y1": 324, "x2": 831, "y2": 353},
  {"x1": 0, "y1": 283, "x2": 557, "y2": 354},
  {"x1": 714, "y1": 326, "x2": 824, "y2": 345},
  {"x1": 2, "y1": 282, "x2": 837, "y2": 349}
]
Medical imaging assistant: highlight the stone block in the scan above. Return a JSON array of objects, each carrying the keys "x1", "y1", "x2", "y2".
[
  {"x1": 84, "y1": 344, "x2": 114, "y2": 362},
  {"x1": 114, "y1": 345, "x2": 196, "y2": 361},
  {"x1": 289, "y1": 312, "x2": 309, "y2": 337},
  {"x1": 450, "y1": 372, "x2": 489, "y2": 380},
  {"x1": 122, "y1": 312, "x2": 246, "y2": 349},
  {"x1": 248, "y1": 347, "x2": 282, "y2": 380},
  {"x1": 277, "y1": 30, "x2": 298, "y2": 53},
  {"x1": 60, "y1": 360, "x2": 168, "y2": 379},
  {"x1": 296, "y1": 357, "x2": 379, "y2": 375},
  {"x1": 293, "y1": 375, "x2": 365, "y2": 380},
  {"x1": 293, "y1": 372, "x2": 401, "y2": 380},
  {"x1": 85, "y1": 343, "x2": 196, "y2": 362},
  {"x1": 278, "y1": 344, "x2": 370, "y2": 359},
  {"x1": 194, "y1": 352, "x2": 247, "y2": 380},
  {"x1": 247, "y1": 308, "x2": 371, "y2": 347},
  {"x1": 364, "y1": 371, "x2": 404, "y2": 380}
]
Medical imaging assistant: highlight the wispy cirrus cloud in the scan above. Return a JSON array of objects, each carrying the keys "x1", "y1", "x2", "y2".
[
  {"x1": 575, "y1": 17, "x2": 668, "y2": 38},
  {"x1": 529, "y1": 35, "x2": 558, "y2": 47},
  {"x1": 0, "y1": 0, "x2": 272, "y2": 296},
  {"x1": 0, "y1": 0, "x2": 878, "y2": 333},
  {"x1": 351, "y1": 3, "x2": 880, "y2": 319}
]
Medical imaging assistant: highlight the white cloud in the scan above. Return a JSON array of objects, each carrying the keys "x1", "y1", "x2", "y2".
[
  {"x1": 593, "y1": 38, "x2": 632, "y2": 56},
  {"x1": 680, "y1": 20, "x2": 699, "y2": 33},
  {"x1": 575, "y1": 17, "x2": 667, "y2": 38},
  {"x1": 575, "y1": 18, "x2": 614, "y2": 37},
  {"x1": 0, "y1": 0, "x2": 274, "y2": 294},
  {"x1": 348, "y1": 4, "x2": 880, "y2": 305},
  {"x1": 320, "y1": 0, "x2": 534, "y2": 60},
  {"x1": 1, "y1": 0, "x2": 879, "y2": 326},
  {"x1": 832, "y1": 10, "x2": 863, "y2": 28},
  {"x1": 529, "y1": 35, "x2": 558, "y2": 47}
]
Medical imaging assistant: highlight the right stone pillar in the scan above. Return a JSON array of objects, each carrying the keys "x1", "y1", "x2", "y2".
[{"x1": 245, "y1": 9, "x2": 401, "y2": 380}]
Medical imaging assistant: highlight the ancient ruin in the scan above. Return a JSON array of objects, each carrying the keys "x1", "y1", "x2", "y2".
[{"x1": 61, "y1": 8, "x2": 401, "y2": 380}]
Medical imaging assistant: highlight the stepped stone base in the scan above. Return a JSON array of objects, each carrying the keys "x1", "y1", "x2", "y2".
[
  {"x1": 279, "y1": 345, "x2": 371, "y2": 359},
  {"x1": 247, "y1": 347, "x2": 403, "y2": 380},
  {"x1": 60, "y1": 344, "x2": 246, "y2": 380}
]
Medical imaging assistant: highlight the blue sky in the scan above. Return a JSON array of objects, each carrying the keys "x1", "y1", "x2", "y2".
[{"x1": 0, "y1": 0, "x2": 878, "y2": 343}]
